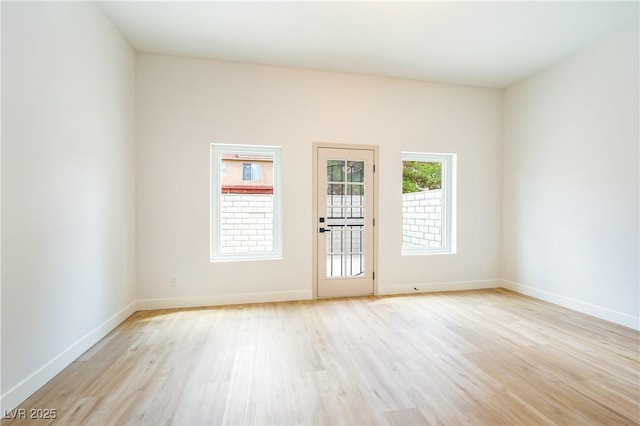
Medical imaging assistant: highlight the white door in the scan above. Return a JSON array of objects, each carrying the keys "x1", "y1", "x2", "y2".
[{"x1": 316, "y1": 147, "x2": 375, "y2": 297}]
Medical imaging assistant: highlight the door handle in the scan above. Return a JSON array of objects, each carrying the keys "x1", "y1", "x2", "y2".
[{"x1": 319, "y1": 227, "x2": 331, "y2": 233}]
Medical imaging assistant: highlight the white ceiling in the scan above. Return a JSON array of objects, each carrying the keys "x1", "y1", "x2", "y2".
[{"x1": 100, "y1": 1, "x2": 639, "y2": 88}]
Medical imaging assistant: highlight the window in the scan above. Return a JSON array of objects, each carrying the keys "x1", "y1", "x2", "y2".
[
  {"x1": 401, "y1": 152, "x2": 456, "y2": 255},
  {"x1": 243, "y1": 163, "x2": 261, "y2": 181},
  {"x1": 211, "y1": 144, "x2": 282, "y2": 261}
]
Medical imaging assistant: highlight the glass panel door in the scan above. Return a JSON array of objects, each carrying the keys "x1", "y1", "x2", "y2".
[
  {"x1": 317, "y1": 148, "x2": 375, "y2": 297},
  {"x1": 326, "y1": 160, "x2": 365, "y2": 277}
]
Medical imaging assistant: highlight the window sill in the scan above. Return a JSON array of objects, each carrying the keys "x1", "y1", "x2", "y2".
[
  {"x1": 210, "y1": 254, "x2": 282, "y2": 263},
  {"x1": 401, "y1": 249, "x2": 456, "y2": 256}
]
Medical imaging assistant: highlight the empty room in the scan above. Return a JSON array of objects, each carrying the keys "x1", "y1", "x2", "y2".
[{"x1": 2, "y1": 1, "x2": 639, "y2": 424}]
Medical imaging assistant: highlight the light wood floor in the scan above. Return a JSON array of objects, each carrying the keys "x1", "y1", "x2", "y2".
[{"x1": 4, "y1": 289, "x2": 639, "y2": 425}]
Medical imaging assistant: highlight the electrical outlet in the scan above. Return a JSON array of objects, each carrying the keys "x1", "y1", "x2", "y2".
[
  {"x1": 169, "y1": 276, "x2": 177, "y2": 287},
  {"x1": 477, "y1": 263, "x2": 484, "y2": 273}
]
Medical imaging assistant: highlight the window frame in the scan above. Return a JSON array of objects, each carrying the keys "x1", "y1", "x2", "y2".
[
  {"x1": 401, "y1": 152, "x2": 457, "y2": 256},
  {"x1": 210, "y1": 144, "x2": 282, "y2": 262}
]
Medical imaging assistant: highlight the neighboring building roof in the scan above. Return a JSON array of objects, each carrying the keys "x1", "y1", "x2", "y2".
[{"x1": 221, "y1": 153, "x2": 273, "y2": 161}]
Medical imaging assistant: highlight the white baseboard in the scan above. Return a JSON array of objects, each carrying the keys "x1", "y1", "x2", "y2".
[
  {"x1": 136, "y1": 289, "x2": 313, "y2": 311},
  {"x1": 502, "y1": 279, "x2": 640, "y2": 330},
  {"x1": 0, "y1": 301, "x2": 137, "y2": 413},
  {"x1": 378, "y1": 279, "x2": 501, "y2": 296}
]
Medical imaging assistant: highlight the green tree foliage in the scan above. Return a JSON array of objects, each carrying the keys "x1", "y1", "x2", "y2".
[{"x1": 402, "y1": 161, "x2": 441, "y2": 193}]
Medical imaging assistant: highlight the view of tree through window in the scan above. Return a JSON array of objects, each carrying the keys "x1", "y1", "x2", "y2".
[
  {"x1": 402, "y1": 161, "x2": 441, "y2": 193},
  {"x1": 401, "y1": 153, "x2": 455, "y2": 254}
]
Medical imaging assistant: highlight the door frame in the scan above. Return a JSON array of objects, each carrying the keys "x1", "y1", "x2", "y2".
[{"x1": 312, "y1": 142, "x2": 379, "y2": 298}]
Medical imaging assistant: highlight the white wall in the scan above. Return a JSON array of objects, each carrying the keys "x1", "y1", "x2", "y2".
[
  {"x1": 1, "y1": 2, "x2": 136, "y2": 410},
  {"x1": 502, "y1": 25, "x2": 640, "y2": 329},
  {"x1": 136, "y1": 55, "x2": 502, "y2": 307}
]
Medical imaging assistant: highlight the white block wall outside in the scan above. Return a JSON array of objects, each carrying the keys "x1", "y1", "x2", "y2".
[
  {"x1": 326, "y1": 194, "x2": 364, "y2": 253},
  {"x1": 220, "y1": 194, "x2": 274, "y2": 253},
  {"x1": 402, "y1": 190, "x2": 442, "y2": 247},
  {"x1": 220, "y1": 191, "x2": 441, "y2": 252}
]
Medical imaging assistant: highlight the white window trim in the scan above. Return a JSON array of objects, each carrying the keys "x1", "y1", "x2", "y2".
[
  {"x1": 401, "y1": 152, "x2": 457, "y2": 256},
  {"x1": 210, "y1": 144, "x2": 282, "y2": 262}
]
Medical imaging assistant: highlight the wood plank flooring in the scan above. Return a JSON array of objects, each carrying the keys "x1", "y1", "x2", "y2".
[{"x1": 3, "y1": 289, "x2": 639, "y2": 425}]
